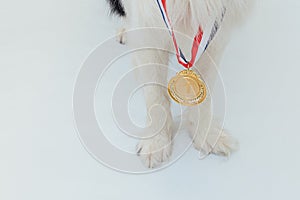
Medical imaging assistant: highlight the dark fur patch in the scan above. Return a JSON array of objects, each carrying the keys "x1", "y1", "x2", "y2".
[{"x1": 107, "y1": 0, "x2": 126, "y2": 17}]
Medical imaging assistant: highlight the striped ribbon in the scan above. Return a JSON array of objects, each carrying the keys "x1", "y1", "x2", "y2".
[{"x1": 156, "y1": 0, "x2": 219, "y2": 69}]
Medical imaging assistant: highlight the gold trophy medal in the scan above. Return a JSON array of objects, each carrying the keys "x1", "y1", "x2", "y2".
[
  {"x1": 155, "y1": 0, "x2": 217, "y2": 106},
  {"x1": 168, "y1": 69, "x2": 207, "y2": 106}
]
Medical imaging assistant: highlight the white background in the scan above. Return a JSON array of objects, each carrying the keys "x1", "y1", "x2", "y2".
[{"x1": 1, "y1": 0, "x2": 300, "y2": 199}]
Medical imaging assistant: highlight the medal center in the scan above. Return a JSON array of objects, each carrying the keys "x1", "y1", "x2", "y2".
[{"x1": 174, "y1": 77, "x2": 200, "y2": 99}]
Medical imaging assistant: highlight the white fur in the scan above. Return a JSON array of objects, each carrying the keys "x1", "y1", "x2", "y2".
[{"x1": 117, "y1": 0, "x2": 250, "y2": 168}]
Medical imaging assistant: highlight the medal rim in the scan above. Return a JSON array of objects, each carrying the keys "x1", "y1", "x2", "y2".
[{"x1": 168, "y1": 69, "x2": 207, "y2": 106}]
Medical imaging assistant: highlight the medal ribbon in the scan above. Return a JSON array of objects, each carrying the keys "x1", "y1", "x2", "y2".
[{"x1": 156, "y1": 0, "x2": 218, "y2": 69}]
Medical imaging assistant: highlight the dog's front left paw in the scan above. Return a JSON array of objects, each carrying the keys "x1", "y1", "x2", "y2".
[
  {"x1": 192, "y1": 127, "x2": 239, "y2": 157},
  {"x1": 137, "y1": 130, "x2": 172, "y2": 168},
  {"x1": 209, "y1": 130, "x2": 238, "y2": 156}
]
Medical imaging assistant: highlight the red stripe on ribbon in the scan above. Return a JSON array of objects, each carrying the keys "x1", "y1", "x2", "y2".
[{"x1": 159, "y1": 0, "x2": 203, "y2": 69}]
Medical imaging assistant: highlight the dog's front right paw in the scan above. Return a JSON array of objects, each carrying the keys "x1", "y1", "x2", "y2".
[{"x1": 137, "y1": 131, "x2": 172, "y2": 168}]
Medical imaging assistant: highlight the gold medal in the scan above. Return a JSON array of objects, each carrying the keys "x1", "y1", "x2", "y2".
[{"x1": 168, "y1": 69, "x2": 207, "y2": 106}]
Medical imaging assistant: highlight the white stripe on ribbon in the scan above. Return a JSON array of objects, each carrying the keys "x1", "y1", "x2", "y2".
[
  {"x1": 195, "y1": 19, "x2": 216, "y2": 63},
  {"x1": 156, "y1": 0, "x2": 218, "y2": 68}
]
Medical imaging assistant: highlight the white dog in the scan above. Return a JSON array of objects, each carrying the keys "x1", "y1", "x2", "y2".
[{"x1": 107, "y1": 0, "x2": 250, "y2": 168}]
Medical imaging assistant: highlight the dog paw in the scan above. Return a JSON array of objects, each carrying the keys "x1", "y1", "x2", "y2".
[
  {"x1": 137, "y1": 131, "x2": 172, "y2": 168},
  {"x1": 193, "y1": 128, "x2": 238, "y2": 157},
  {"x1": 116, "y1": 28, "x2": 126, "y2": 45},
  {"x1": 210, "y1": 131, "x2": 238, "y2": 156}
]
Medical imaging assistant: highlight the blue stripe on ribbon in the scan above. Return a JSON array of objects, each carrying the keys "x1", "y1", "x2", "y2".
[
  {"x1": 179, "y1": 48, "x2": 188, "y2": 64},
  {"x1": 156, "y1": 0, "x2": 172, "y2": 34}
]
